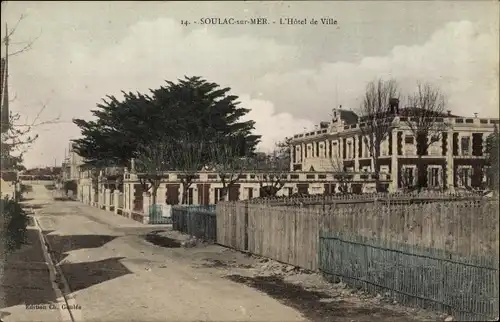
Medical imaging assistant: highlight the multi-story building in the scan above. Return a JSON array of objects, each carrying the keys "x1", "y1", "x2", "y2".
[{"x1": 289, "y1": 102, "x2": 499, "y2": 192}]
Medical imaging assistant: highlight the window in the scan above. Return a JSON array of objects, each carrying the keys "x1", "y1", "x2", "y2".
[
  {"x1": 315, "y1": 142, "x2": 319, "y2": 157},
  {"x1": 402, "y1": 166, "x2": 416, "y2": 188},
  {"x1": 405, "y1": 136, "x2": 414, "y2": 144},
  {"x1": 347, "y1": 142, "x2": 353, "y2": 159},
  {"x1": 184, "y1": 188, "x2": 194, "y2": 205},
  {"x1": 214, "y1": 188, "x2": 223, "y2": 203},
  {"x1": 458, "y1": 167, "x2": 472, "y2": 187},
  {"x1": 427, "y1": 167, "x2": 441, "y2": 188},
  {"x1": 246, "y1": 187, "x2": 253, "y2": 200},
  {"x1": 461, "y1": 136, "x2": 471, "y2": 155},
  {"x1": 288, "y1": 187, "x2": 294, "y2": 196}
]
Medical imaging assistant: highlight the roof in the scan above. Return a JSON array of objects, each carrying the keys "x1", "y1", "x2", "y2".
[
  {"x1": 339, "y1": 110, "x2": 359, "y2": 125},
  {"x1": 398, "y1": 107, "x2": 461, "y2": 118}
]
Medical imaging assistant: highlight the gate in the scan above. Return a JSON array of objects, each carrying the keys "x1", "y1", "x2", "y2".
[{"x1": 149, "y1": 204, "x2": 172, "y2": 224}]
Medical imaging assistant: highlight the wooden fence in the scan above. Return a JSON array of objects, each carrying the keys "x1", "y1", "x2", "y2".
[{"x1": 216, "y1": 197, "x2": 499, "y2": 271}]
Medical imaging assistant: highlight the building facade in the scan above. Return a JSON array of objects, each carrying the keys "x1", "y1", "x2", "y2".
[{"x1": 289, "y1": 105, "x2": 499, "y2": 192}]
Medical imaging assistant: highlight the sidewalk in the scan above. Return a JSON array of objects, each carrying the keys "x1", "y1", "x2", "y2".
[
  {"x1": 0, "y1": 227, "x2": 63, "y2": 322},
  {"x1": 56, "y1": 201, "x2": 172, "y2": 231}
]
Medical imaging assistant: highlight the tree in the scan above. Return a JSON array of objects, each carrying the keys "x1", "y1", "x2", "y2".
[
  {"x1": 135, "y1": 136, "x2": 175, "y2": 204},
  {"x1": 485, "y1": 124, "x2": 499, "y2": 193},
  {"x1": 72, "y1": 76, "x2": 260, "y2": 171},
  {"x1": 329, "y1": 152, "x2": 353, "y2": 194},
  {"x1": 249, "y1": 145, "x2": 289, "y2": 198},
  {"x1": 172, "y1": 134, "x2": 206, "y2": 204},
  {"x1": 404, "y1": 82, "x2": 448, "y2": 191},
  {"x1": 1, "y1": 15, "x2": 45, "y2": 253},
  {"x1": 358, "y1": 78, "x2": 399, "y2": 192},
  {"x1": 208, "y1": 134, "x2": 248, "y2": 201}
]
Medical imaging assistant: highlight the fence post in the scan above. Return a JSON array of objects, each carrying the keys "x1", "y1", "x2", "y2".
[
  {"x1": 143, "y1": 192, "x2": 151, "y2": 224},
  {"x1": 113, "y1": 190, "x2": 119, "y2": 214},
  {"x1": 244, "y1": 201, "x2": 249, "y2": 251},
  {"x1": 105, "y1": 189, "x2": 111, "y2": 211}
]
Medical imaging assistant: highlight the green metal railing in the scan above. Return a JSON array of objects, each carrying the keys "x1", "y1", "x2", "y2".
[
  {"x1": 319, "y1": 231, "x2": 499, "y2": 321},
  {"x1": 172, "y1": 205, "x2": 216, "y2": 241}
]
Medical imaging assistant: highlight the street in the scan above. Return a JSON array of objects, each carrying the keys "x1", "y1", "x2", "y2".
[
  {"x1": 1, "y1": 185, "x2": 304, "y2": 322},
  {"x1": 1, "y1": 184, "x2": 439, "y2": 322}
]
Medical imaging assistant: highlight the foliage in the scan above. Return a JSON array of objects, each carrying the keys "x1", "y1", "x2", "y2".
[
  {"x1": 247, "y1": 146, "x2": 289, "y2": 197},
  {"x1": 207, "y1": 134, "x2": 249, "y2": 201},
  {"x1": 135, "y1": 136, "x2": 175, "y2": 204},
  {"x1": 358, "y1": 78, "x2": 399, "y2": 191},
  {"x1": 1, "y1": 196, "x2": 29, "y2": 253},
  {"x1": 171, "y1": 134, "x2": 206, "y2": 204},
  {"x1": 1, "y1": 111, "x2": 39, "y2": 171},
  {"x1": 72, "y1": 76, "x2": 261, "y2": 169}
]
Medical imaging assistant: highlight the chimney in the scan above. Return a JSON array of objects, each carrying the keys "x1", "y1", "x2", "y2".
[
  {"x1": 389, "y1": 98, "x2": 399, "y2": 114},
  {"x1": 447, "y1": 110, "x2": 451, "y2": 116}
]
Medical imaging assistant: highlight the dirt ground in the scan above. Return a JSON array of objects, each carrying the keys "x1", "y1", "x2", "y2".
[{"x1": 147, "y1": 230, "x2": 446, "y2": 322}]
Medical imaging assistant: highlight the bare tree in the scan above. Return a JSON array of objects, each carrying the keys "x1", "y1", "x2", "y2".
[
  {"x1": 328, "y1": 152, "x2": 354, "y2": 194},
  {"x1": 135, "y1": 138, "x2": 174, "y2": 205},
  {"x1": 172, "y1": 134, "x2": 206, "y2": 204},
  {"x1": 249, "y1": 145, "x2": 289, "y2": 198},
  {"x1": 405, "y1": 82, "x2": 448, "y2": 191},
  {"x1": 1, "y1": 16, "x2": 55, "y2": 172},
  {"x1": 2, "y1": 14, "x2": 42, "y2": 58},
  {"x1": 208, "y1": 134, "x2": 246, "y2": 202},
  {"x1": 358, "y1": 78, "x2": 399, "y2": 192}
]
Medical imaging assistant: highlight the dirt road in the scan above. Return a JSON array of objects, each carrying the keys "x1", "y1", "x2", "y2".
[{"x1": 1, "y1": 184, "x2": 440, "y2": 322}]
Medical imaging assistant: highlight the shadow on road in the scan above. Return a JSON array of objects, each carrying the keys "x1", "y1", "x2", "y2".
[
  {"x1": 59, "y1": 257, "x2": 131, "y2": 292},
  {"x1": 43, "y1": 232, "x2": 132, "y2": 292},
  {"x1": 144, "y1": 231, "x2": 181, "y2": 248},
  {"x1": 43, "y1": 231, "x2": 117, "y2": 262},
  {"x1": 0, "y1": 230, "x2": 58, "y2": 309},
  {"x1": 226, "y1": 275, "x2": 414, "y2": 322}
]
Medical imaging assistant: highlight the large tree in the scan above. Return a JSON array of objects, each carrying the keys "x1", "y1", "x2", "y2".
[
  {"x1": 404, "y1": 82, "x2": 448, "y2": 191},
  {"x1": 358, "y1": 78, "x2": 399, "y2": 192},
  {"x1": 72, "y1": 76, "x2": 261, "y2": 171}
]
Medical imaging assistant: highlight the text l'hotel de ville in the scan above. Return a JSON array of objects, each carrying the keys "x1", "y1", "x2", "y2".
[{"x1": 180, "y1": 17, "x2": 338, "y2": 26}]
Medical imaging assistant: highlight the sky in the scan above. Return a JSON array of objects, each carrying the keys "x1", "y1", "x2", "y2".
[{"x1": 1, "y1": 1, "x2": 499, "y2": 169}]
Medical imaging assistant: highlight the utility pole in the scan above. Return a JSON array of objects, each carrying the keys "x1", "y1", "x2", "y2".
[{"x1": 1, "y1": 23, "x2": 10, "y2": 134}]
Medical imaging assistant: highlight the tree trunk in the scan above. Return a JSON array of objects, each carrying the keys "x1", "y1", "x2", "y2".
[
  {"x1": 220, "y1": 180, "x2": 229, "y2": 201},
  {"x1": 416, "y1": 154, "x2": 425, "y2": 192},
  {"x1": 373, "y1": 146, "x2": 381, "y2": 192},
  {"x1": 181, "y1": 179, "x2": 192, "y2": 204},
  {"x1": 151, "y1": 184, "x2": 158, "y2": 205}
]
